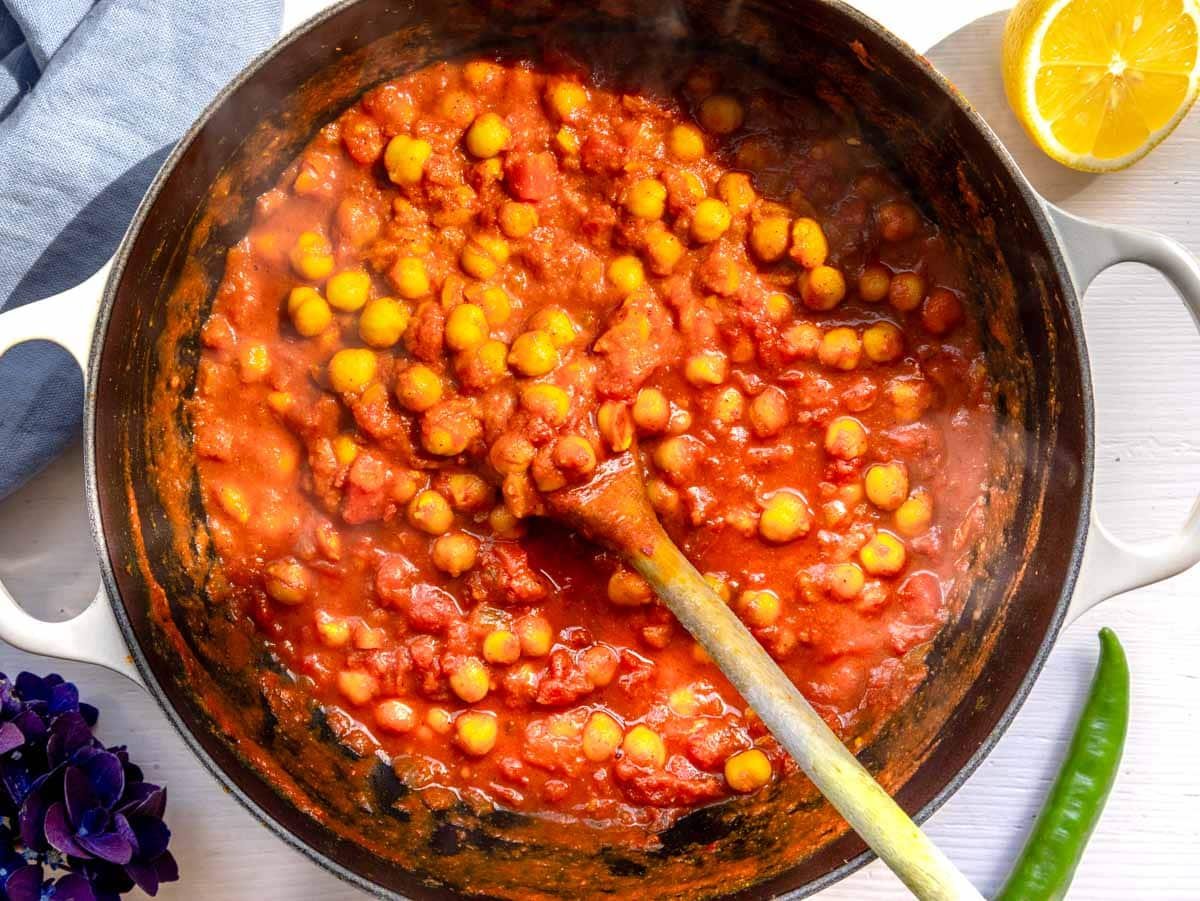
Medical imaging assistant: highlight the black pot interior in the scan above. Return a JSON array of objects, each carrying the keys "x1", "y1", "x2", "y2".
[{"x1": 87, "y1": 0, "x2": 1090, "y2": 897}]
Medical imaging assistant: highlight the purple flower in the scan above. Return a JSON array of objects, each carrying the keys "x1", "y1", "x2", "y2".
[{"x1": 0, "y1": 674, "x2": 176, "y2": 900}]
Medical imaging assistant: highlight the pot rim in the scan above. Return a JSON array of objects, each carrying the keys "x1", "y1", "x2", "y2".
[{"x1": 79, "y1": 0, "x2": 1095, "y2": 897}]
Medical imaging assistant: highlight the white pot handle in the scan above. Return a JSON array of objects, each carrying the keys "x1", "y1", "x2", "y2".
[
  {"x1": 0, "y1": 261, "x2": 143, "y2": 686},
  {"x1": 1043, "y1": 203, "x2": 1200, "y2": 624}
]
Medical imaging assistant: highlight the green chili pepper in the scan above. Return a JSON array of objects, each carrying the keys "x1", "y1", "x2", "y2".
[{"x1": 995, "y1": 627, "x2": 1129, "y2": 901}]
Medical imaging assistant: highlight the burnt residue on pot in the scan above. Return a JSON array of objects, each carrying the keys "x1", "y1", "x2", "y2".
[{"x1": 87, "y1": 1, "x2": 1088, "y2": 899}]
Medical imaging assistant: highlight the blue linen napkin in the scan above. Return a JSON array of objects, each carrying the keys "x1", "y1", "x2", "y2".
[{"x1": 0, "y1": 0, "x2": 282, "y2": 499}]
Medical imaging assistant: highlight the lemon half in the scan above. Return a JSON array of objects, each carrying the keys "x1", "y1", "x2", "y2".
[{"x1": 1003, "y1": 0, "x2": 1200, "y2": 171}]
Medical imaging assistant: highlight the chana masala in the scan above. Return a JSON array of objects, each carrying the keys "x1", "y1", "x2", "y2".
[{"x1": 190, "y1": 51, "x2": 994, "y2": 832}]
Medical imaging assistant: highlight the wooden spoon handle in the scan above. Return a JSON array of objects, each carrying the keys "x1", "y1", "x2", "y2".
[{"x1": 632, "y1": 524, "x2": 982, "y2": 901}]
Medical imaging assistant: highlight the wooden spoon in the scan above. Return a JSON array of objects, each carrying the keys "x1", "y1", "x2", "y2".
[{"x1": 547, "y1": 454, "x2": 982, "y2": 901}]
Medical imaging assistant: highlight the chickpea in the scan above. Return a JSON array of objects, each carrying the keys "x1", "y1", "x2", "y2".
[
  {"x1": 460, "y1": 338, "x2": 509, "y2": 389},
  {"x1": 407, "y1": 489, "x2": 454, "y2": 535},
  {"x1": 288, "y1": 292, "x2": 331, "y2": 338},
  {"x1": 455, "y1": 710, "x2": 499, "y2": 756},
  {"x1": 887, "y1": 379, "x2": 929, "y2": 423},
  {"x1": 749, "y1": 387, "x2": 789, "y2": 438},
  {"x1": 750, "y1": 217, "x2": 790, "y2": 262},
  {"x1": 384, "y1": 135, "x2": 432, "y2": 185},
  {"x1": 527, "y1": 307, "x2": 575, "y2": 348},
  {"x1": 667, "y1": 123, "x2": 706, "y2": 162},
  {"x1": 431, "y1": 532, "x2": 480, "y2": 576},
  {"x1": 895, "y1": 492, "x2": 934, "y2": 537},
  {"x1": 472, "y1": 286, "x2": 512, "y2": 327},
  {"x1": 717, "y1": 172, "x2": 756, "y2": 214},
  {"x1": 828, "y1": 562, "x2": 865, "y2": 601},
  {"x1": 690, "y1": 198, "x2": 732, "y2": 243},
  {"x1": 332, "y1": 434, "x2": 359, "y2": 467},
  {"x1": 287, "y1": 284, "x2": 321, "y2": 316},
  {"x1": 508, "y1": 330, "x2": 559, "y2": 377},
  {"x1": 546, "y1": 80, "x2": 588, "y2": 120},
  {"x1": 888, "y1": 271, "x2": 927, "y2": 312},
  {"x1": 758, "y1": 491, "x2": 812, "y2": 543},
  {"x1": 358, "y1": 297, "x2": 410, "y2": 348},
  {"x1": 553, "y1": 435, "x2": 597, "y2": 483},
  {"x1": 426, "y1": 707, "x2": 453, "y2": 734},
  {"x1": 521, "y1": 383, "x2": 571, "y2": 425},
  {"x1": 602, "y1": 256, "x2": 647, "y2": 300},
  {"x1": 799, "y1": 265, "x2": 847, "y2": 311},
  {"x1": 725, "y1": 748, "x2": 772, "y2": 792},
  {"x1": 698, "y1": 94, "x2": 744, "y2": 134},
  {"x1": 598, "y1": 401, "x2": 634, "y2": 452},
  {"x1": 922, "y1": 287, "x2": 964, "y2": 335},
  {"x1": 445, "y1": 302, "x2": 490, "y2": 352},
  {"x1": 395, "y1": 363, "x2": 444, "y2": 412},
  {"x1": 647, "y1": 477, "x2": 682, "y2": 518},
  {"x1": 859, "y1": 264, "x2": 892, "y2": 302},
  {"x1": 608, "y1": 569, "x2": 654, "y2": 607},
  {"x1": 711, "y1": 386, "x2": 745, "y2": 426},
  {"x1": 375, "y1": 700, "x2": 417, "y2": 734},
  {"x1": 461, "y1": 233, "x2": 511, "y2": 281},
  {"x1": 422, "y1": 404, "x2": 479, "y2": 456},
  {"x1": 762, "y1": 293, "x2": 791, "y2": 325},
  {"x1": 391, "y1": 257, "x2": 430, "y2": 300},
  {"x1": 865, "y1": 462, "x2": 909, "y2": 511},
  {"x1": 736, "y1": 589, "x2": 781, "y2": 628},
  {"x1": 860, "y1": 531, "x2": 907, "y2": 577},
  {"x1": 499, "y1": 201, "x2": 539, "y2": 238},
  {"x1": 439, "y1": 89, "x2": 477, "y2": 127},
  {"x1": 643, "y1": 224, "x2": 685, "y2": 275},
  {"x1": 315, "y1": 612, "x2": 351, "y2": 648},
  {"x1": 489, "y1": 432, "x2": 536, "y2": 474},
  {"x1": 463, "y1": 59, "x2": 503, "y2": 90},
  {"x1": 626, "y1": 178, "x2": 668, "y2": 220},
  {"x1": 489, "y1": 503, "x2": 525, "y2": 538},
  {"x1": 217, "y1": 485, "x2": 251, "y2": 523},
  {"x1": 464, "y1": 112, "x2": 511, "y2": 158},
  {"x1": 289, "y1": 231, "x2": 334, "y2": 281},
  {"x1": 816, "y1": 327, "x2": 862, "y2": 371},
  {"x1": 653, "y1": 435, "x2": 699, "y2": 484},
  {"x1": 877, "y1": 200, "x2": 920, "y2": 242},
  {"x1": 483, "y1": 629, "x2": 522, "y2": 665},
  {"x1": 336, "y1": 671, "x2": 378, "y2": 707},
  {"x1": 328, "y1": 348, "x2": 377, "y2": 394},
  {"x1": 633, "y1": 388, "x2": 671, "y2": 433},
  {"x1": 862, "y1": 321, "x2": 904, "y2": 363},
  {"x1": 582, "y1": 712, "x2": 624, "y2": 762},
  {"x1": 393, "y1": 470, "x2": 422, "y2": 505},
  {"x1": 265, "y1": 558, "x2": 309, "y2": 605},
  {"x1": 322, "y1": 270, "x2": 369, "y2": 313},
  {"x1": 782, "y1": 322, "x2": 823, "y2": 360},
  {"x1": 789, "y1": 218, "x2": 829, "y2": 269},
  {"x1": 443, "y1": 472, "x2": 493, "y2": 511},
  {"x1": 684, "y1": 350, "x2": 728, "y2": 387},
  {"x1": 515, "y1": 612, "x2": 553, "y2": 657},
  {"x1": 622, "y1": 724, "x2": 666, "y2": 768},
  {"x1": 581, "y1": 645, "x2": 619, "y2": 687},
  {"x1": 449, "y1": 656, "x2": 490, "y2": 703},
  {"x1": 824, "y1": 416, "x2": 868, "y2": 460}
]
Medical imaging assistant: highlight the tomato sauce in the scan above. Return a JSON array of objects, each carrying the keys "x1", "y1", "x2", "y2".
[{"x1": 188, "y1": 49, "x2": 994, "y2": 834}]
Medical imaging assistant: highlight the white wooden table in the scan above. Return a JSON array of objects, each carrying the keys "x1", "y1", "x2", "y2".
[{"x1": 2, "y1": 1, "x2": 1198, "y2": 897}]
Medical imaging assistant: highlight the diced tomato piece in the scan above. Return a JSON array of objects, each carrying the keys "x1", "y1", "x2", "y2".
[{"x1": 505, "y1": 152, "x2": 558, "y2": 201}]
